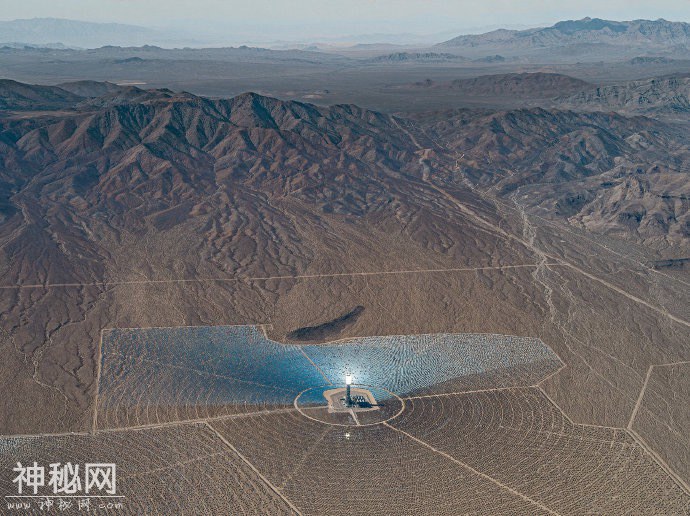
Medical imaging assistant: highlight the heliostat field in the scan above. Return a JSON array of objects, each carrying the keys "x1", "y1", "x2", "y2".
[
  {"x1": 2, "y1": 325, "x2": 687, "y2": 514},
  {"x1": 95, "y1": 325, "x2": 562, "y2": 429}
]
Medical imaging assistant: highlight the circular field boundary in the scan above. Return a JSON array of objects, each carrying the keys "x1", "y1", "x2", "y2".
[{"x1": 294, "y1": 384, "x2": 406, "y2": 427}]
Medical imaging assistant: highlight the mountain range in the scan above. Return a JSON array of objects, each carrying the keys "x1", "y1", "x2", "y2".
[
  {"x1": 401, "y1": 73, "x2": 591, "y2": 98},
  {"x1": 2, "y1": 17, "x2": 690, "y2": 55},
  {"x1": 437, "y1": 18, "x2": 690, "y2": 59},
  {"x1": 0, "y1": 80, "x2": 687, "y2": 280},
  {"x1": 0, "y1": 17, "x2": 200, "y2": 48},
  {"x1": 1, "y1": 77, "x2": 689, "y2": 491},
  {"x1": 558, "y1": 74, "x2": 690, "y2": 115}
]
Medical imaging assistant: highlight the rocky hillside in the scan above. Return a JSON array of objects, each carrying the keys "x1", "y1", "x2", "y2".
[
  {"x1": 0, "y1": 79, "x2": 83, "y2": 110},
  {"x1": 404, "y1": 73, "x2": 591, "y2": 98},
  {"x1": 558, "y1": 74, "x2": 690, "y2": 115},
  {"x1": 0, "y1": 86, "x2": 436, "y2": 287},
  {"x1": 56, "y1": 80, "x2": 126, "y2": 97},
  {"x1": 416, "y1": 107, "x2": 690, "y2": 245},
  {"x1": 1, "y1": 82, "x2": 688, "y2": 284}
]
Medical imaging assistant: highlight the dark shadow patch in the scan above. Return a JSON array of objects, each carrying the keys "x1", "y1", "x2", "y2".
[
  {"x1": 287, "y1": 306, "x2": 365, "y2": 342},
  {"x1": 555, "y1": 191, "x2": 593, "y2": 217},
  {"x1": 71, "y1": 167, "x2": 100, "y2": 197},
  {"x1": 651, "y1": 257, "x2": 690, "y2": 270},
  {"x1": 150, "y1": 201, "x2": 194, "y2": 230}
]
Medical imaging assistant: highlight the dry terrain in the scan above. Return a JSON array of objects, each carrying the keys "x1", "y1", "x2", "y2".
[{"x1": 0, "y1": 67, "x2": 689, "y2": 512}]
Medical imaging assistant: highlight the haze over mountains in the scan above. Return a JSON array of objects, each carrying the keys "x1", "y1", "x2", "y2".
[
  {"x1": 0, "y1": 17, "x2": 199, "y2": 48},
  {"x1": 438, "y1": 17, "x2": 690, "y2": 57},
  {"x1": 2, "y1": 16, "x2": 689, "y2": 57},
  {"x1": 1, "y1": 15, "x2": 689, "y2": 117}
]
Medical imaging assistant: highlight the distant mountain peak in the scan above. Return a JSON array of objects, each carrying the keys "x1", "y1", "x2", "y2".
[
  {"x1": 552, "y1": 18, "x2": 628, "y2": 34},
  {"x1": 437, "y1": 18, "x2": 690, "y2": 59},
  {"x1": 0, "y1": 17, "x2": 199, "y2": 48}
]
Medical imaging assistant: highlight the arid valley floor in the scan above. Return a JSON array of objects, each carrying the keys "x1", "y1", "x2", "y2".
[{"x1": 1, "y1": 16, "x2": 690, "y2": 514}]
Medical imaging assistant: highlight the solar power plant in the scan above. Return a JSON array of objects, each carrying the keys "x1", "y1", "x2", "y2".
[
  {"x1": 95, "y1": 325, "x2": 562, "y2": 429},
  {"x1": 3, "y1": 325, "x2": 686, "y2": 513},
  {"x1": 4, "y1": 4, "x2": 690, "y2": 514}
]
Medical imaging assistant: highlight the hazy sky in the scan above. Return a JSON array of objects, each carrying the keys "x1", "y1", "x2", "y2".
[{"x1": 3, "y1": 0, "x2": 690, "y2": 40}]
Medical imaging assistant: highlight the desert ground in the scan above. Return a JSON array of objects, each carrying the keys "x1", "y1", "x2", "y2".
[{"x1": 1, "y1": 16, "x2": 690, "y2": 513}]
